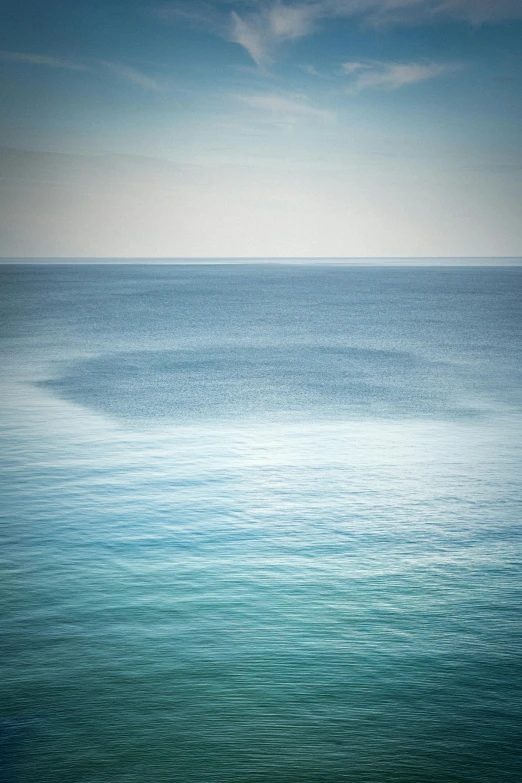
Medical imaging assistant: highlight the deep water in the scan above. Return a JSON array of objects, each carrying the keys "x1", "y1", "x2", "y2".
[{"x1": 1, "y1": 263, "x2": 521, "y2": 782}]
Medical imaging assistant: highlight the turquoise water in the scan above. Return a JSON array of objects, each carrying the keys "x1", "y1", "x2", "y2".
[{"x1": 1, "y1": 263, "x2": 521, "y2": 782}]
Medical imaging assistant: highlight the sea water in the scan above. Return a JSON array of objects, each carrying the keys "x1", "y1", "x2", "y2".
[{"x1": 1, "y1": 263, "x2": 521, "y2": 782}]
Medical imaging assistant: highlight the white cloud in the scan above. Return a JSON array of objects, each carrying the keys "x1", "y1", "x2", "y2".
[
  {"x1": 102, "y1": 62, "x2": 164, "y2": 92},
  {"x1": 0, "y1": 50, "x2": 165, "y2": 91},
  {"x1": 0, "y1": 51, "x2": 89, "y2": 71},
  {"x1": 269, "y1": 3, "x2": 320, "y2": 39},
  {"x1": 226, "y1": 0, "x2": 522, "y2": 65},
  {"x1": 324, "y1": 0, "x2": 522, "y2": 24},
  {"x1": 231, "y1": 12, "x2": 269, "y2": 66},
  {"x1": 152, "y1": 1, "x2": 227, "y2": 31},
  {"x1": 427, "y1": 0, "x2": 522, "y2": 23},
  {"x1": 343, "y1": 59, "x2": 449, "y2": 90},
  {"x1": 301, "y1": 63, "x2": 334, "y2": 78},
  {"x1": 154, "y1": 0, "x2": 522, "y2": 63},
  {"x1": 230, "y1": 4, "x2": 321, "y2": 65},
  {"x1": 156, "y1": 0, "x2": 522, "y2": 51},
  {"x1": 235, "y1": 91, "x2": 335, "y2": 120},
  {"x1": 342, "y1": 60, "x2": 370, "y2": 75}
]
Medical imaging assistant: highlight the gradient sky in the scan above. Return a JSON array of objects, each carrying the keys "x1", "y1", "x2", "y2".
[{"x1": 1, "y1": 0, "x2": 521, "y2": 258}]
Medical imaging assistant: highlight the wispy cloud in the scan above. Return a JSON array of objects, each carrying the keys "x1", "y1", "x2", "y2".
[
  {"x1": 152, "y1": 1, "x2": 226, "y2": 31},
  {"x1": 342, "y1": 60, "x2": 450, "y2": 90},
  {"x1": 0, "y1": 51, "x2": 164, "y2": 92},
  {"x1": 230, "y1": 4, "x2": 321, "y2": 66},
  {"x1": 230, "y1": 12, "x2": 269, "y2": 67},
  {"x1": 0, "y1": 50, "x2": 89, "y2": 71},
  {"x1": 153, "y1": 0, "x2": 522, "y2": 67},
  {"x1": 152, "y1": 2, "x2": 322, "y2": 66},
  {"x1": 422, "y1": 0, "x2": 522, "y2": 24},
  {"x1": 301, "y1": 63, "x2": 334, "y2": 79},
  {"x1": 342, "y1": 60, "x2": 370, "y2": 75},
  {"x1": 323, "y1": 0, "x2": 522, "y2": 25},
  {"x1": 101, "y1": 62, "x2": 164, "y2": 92},
  {"x1": 235, "y1": 91, "x2": 334, "y2": 121}
]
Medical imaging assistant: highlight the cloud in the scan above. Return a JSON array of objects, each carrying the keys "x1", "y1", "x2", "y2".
[
  {"x1": 301, "y1": 63, "x2": 334, "y2": 78},
  {"x1": 342, "y1": 60, "x2": 370, "y2": 75},
  {"x1": 154, "y1": 0, "x2": 522, "y2": 63},
  {"x1": 230, "y1": 4, "x2": 321, "y2": 65},
  {"x1": 152, "y1": 1, "x2": 227, "y2": 31},
  {"x1": 235, "y1": 91, "x2": 334, "y2": 121},
  {"x1": 323, "y1": 0, "x2": 522, "y2": 25},
  {"x1": 102, "y1": 62, "x2": 164, "y2": 92},
  {"x1": 1, "y1": 51, "x2": 164, "y2": 91},
  {"x1": 153, "y1": 1, "x2": 307, "y2": 65},
  {"x1": 231, "y1": 12, "x2": 269, "y2": 66},
  {"x1": 0, "y1": 51, "x2": 89, "y2": 71},
  {"x1": 427, "y1": 0, "x2": 522, "y2": 24},
  {"x1": 342, "y1": 60, "x2": 450, "y2": 90}
]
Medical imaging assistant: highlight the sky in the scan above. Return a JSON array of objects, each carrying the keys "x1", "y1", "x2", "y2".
[{"x1": 0, "y1": 0, "x2": 521, "y2": 258}]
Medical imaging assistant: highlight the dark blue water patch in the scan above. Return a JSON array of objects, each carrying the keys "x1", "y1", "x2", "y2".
[
  {"x1": 0, "y1": 716, "x2": 41, "y2": 783},
  {"x1": 38, "y1": 345, "x2": 478, "y2": 422}
]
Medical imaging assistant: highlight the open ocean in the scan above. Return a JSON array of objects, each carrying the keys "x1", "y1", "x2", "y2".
[{"x1": 1, "y1": 262, "x2": 521, "y2": 783}]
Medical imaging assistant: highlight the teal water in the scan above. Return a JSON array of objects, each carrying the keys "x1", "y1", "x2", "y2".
[{"x1": 1, "y1": 263, "x2": 521, "y2": 782}]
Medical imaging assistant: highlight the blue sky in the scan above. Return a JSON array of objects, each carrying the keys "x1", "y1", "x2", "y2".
[{"x1": 1, "y1": 0, "x2": 521, "y2": 257}]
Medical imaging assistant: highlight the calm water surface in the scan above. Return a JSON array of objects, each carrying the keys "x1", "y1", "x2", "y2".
[{"x1": 1, "y1": 264, "x2": 521, "y2": 782}]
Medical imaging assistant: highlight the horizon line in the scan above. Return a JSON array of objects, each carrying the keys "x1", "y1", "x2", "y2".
[{"x1": 1, "y1": 256, "x2": 521, "y2": 266}]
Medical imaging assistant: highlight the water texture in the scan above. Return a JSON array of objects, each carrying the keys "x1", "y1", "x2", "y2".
[{"x1": 1, "y1": 263, "x2": 521, "y2": 782}]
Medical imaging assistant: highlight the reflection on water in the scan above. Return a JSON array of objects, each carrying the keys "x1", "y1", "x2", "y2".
[{"x1": 1, "y1": 264, "x2": 521, "y2": 783}]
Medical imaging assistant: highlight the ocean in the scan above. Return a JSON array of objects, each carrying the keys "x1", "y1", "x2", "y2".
[{"x1": 1, "y1": 262, "x2": 521, "y2": 782}]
